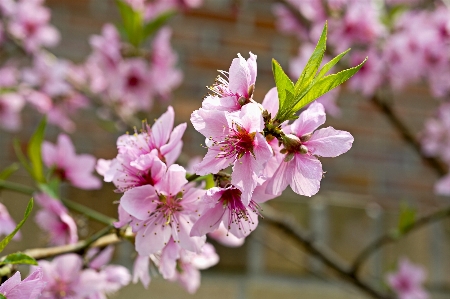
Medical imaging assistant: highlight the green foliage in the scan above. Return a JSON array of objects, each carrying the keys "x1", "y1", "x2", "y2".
[
  {"x1": 143, "y1": 10, "x2": 177, "y2": 38},
  {"x1": 13, "y1": 138, "x2": 33, "y2": 176},
  {"x1": 0, "y1": 198, "x2": 33, "y2": 253},
  {"x1": 0, "y1": 252, "x2": 37, "y2": 266},
  {"x1": 27, "y1": 118, "x2": 47, "y2": 183},
  {"x1": 397, "y1": 203, "x2": 416, "y2": 234},
  {"x1": 116, "y1": 0, "x2": 175, "y2": 47},
  {"x1": 273, "y1": 22, "x2": 367, "y2": 123},
  {"x1": 0, "y1": 294, "x2": 5, "y2": 299},
  {"x1": 0, "y1": 163, "x2": 19, "y2": 180}
]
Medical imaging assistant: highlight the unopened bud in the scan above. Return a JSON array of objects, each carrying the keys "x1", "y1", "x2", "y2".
[{"x1": 300, "y1": 133, "x2": 312, "y2": 142}]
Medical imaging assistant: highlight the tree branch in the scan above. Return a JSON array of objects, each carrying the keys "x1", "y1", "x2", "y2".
[
  {"x1": 370, "y1": 96, "x2": 447, "y2": 176},
  {"x1": 0, "y1": 179, "x2": 116, "y2": 226},
  {"x1": 351, "y1": 205, "x2": 450, "y2": 275},
  {"x1": 19, "y1": 227, "x2": 133, "y2": 261},
  {"x1": 262, "y1": 204, "x2": 393, "y2": 299}
]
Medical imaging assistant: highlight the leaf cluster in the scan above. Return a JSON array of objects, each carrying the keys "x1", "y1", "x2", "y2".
[{"x1": 272, "y1": 23, "x2": 367, "y2": 123}]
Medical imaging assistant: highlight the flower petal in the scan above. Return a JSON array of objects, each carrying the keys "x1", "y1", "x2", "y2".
[{"x1": 307, "y1": 127, "x2": 354, "y2": 157}]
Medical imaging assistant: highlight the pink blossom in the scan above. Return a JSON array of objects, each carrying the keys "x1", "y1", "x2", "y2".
[
  {"x1": 38, "y1": 254, "x2": 105, "y2": 299},
  {"x1": 435, "y1": 174, "x2": 450, "y2": 196},
  {"x1": 328, "y1": 2, "x2": 385, "y2": 53},
  {"x1": 7, "y1": 0, "x2": 60, "y2": 52},
  {"x1": 0, "y1": 202, "x2": 20, "y2": 240},
  {"x1": 111, "y1": 58, "x2": 153, "y2": 111},
  {"x1": 149, "y1": 27, "x2": 182, "y2": 100},
  {"x1": 120, "y1": 164, "x2": 206, "y2": 256},
  {"x1": 132, "y1": 255, "x2": 151, "y2": 288},
  {"x1": 191, "y1": 103, "x2": 272, "y2": 204},
  {"x1": 34, "y1": 192, "x2": 78, "y2": 246},
  {"x1": 204, "y1": 52, "x2": 257, "y2": 112},
  {"x1": 266, "y1": 102, "x2": 354, "y2": 197},
  {"x1": 387, "y1": 258, "x2": 428, "y2": 299},
  {"x1": 157, "y1": 240, "x2": 218, "y2": 294},
  {"x1": 88, "y1": 24, "x2": 122, "y2": 72},
  {"x1": 98, "y1": 106, "x2": 186, "y2": 192},
  {"x1": 421, "y1": 103, "x2": 450, "y2": 164},
  {"x1": 22, "y1": 54, "x2": 71, "y2": 98},
  {"x1": 348, "y1": 49, "x2": 385, "y2": 97},
  {"x1": 0, "y1": 268, "x2": 46, "y2": 299},
  {"x1": 42, "y1": 134, "x2": 102, "y2": 190},
  {"x1": 207, "y1": 223, "x2": 245, "y2": 247},
  {"x1": 0, "y1": 93, "x2": 25, "y2": 131},
  {"x1": 190, "y1": 185, "x2": 259, "y2": 239}
]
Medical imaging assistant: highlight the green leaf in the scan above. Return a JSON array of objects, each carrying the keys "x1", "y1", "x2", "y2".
[
  {"x1": 13, "y1": 138, "x2": 33, "y2": 176},
  {"x1": 0, "y1": 198, "x2": 34, "y2": 253},
  {"x1": 0, "y1": 163, "x2": 20, "y2": 180},
  {"x1": 291, "y1": 57, "x2": 367, "y2": 112},
  {"x1": 272, "y1": 58, "x2": 294, "y2": 121},
  {"x1": 397, "y1": 202, "x2": 416, "y2": 234},
  {"x1": 27, "y1": 118, "x2": 47, "y2": 183},
  {"x1": 0, "y1": 294, "x2": 5, "y2": 299},
  {"x1": 315, "y1": 48, "x2": 350, "y2": 80},
  {"x1": 143, "y1": 10, "x2": 176, "y2": 39},
  {"x1": 38, "y1": 180, "x2": 60, "y2": 199},
  {"x1": 116, "y1": 0, "x2": 144, "y2": 47},
  {"x1": 294, "y1": 22, "x2": 328, "y2": 93},
  {"x1": 0, "y1": 252, "x2": 37, "y2": 266}
]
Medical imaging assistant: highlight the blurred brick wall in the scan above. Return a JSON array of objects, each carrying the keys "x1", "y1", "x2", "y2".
[{"x1": 1, "y1": 0, "x2": 450, "y2": 297}]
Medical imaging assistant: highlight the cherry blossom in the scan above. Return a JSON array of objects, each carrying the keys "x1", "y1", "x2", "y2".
[
  {"x1": 204, "y1": 52, "x2": 257, "y2": 112},
  {"x1": 0, "y1": 268, "x2": 46, "y2": 299},
  {"x1": 190, "y1": 185, "x2": 259, "y2": 238},
  {"x1": 0, "y1": 93, "x2": 25, "y2": 131},
  {"x1": 98, "y1": 106, "x2": 186, "y2": 192},
  {"x1": 120, "y1": 164, "x2": 205, "y2": 256},
  {"x1": 42, "y1": 134, "x2": 101, "y2": 190},
  {"x1": 34, "y1": 192, "x2": 78, "y2": 246},
  {"x1": 0, "y1": 202, "x2": 20, "y2": 240},
  {"x1": 191, "y1": 102, "x2": 272, "y2": 204},
  {"x1": 387, "y1": 258, "x2": 428, "y2": 299},
  {"x1": 266, "y1": 102, "x2": 354, "y2": 197}
]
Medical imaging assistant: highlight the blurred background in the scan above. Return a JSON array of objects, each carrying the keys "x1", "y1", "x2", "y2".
[{"x1": 1, "y1": 0, "x2": 450, "y2": 298}]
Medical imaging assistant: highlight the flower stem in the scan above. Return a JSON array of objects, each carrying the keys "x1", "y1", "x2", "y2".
[{"x1": 0, "y1": 179, "x2": 116, "y2": 226}]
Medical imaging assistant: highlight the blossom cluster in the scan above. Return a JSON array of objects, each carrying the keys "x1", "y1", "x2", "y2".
[
  {"x1": 272, "y1": 0, "x2": 450, "y2": 195},
  {"x1": 95, "y1": 52, "x2": 354, "y2": 291},
  {"x1": 0, "y1": 0, "x2": 183, "y2": 132}
]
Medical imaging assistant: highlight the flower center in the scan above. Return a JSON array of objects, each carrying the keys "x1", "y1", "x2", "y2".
[
  {"x1": 157, "y1": 193, "x2": 183, "y2": 225},
  {"x1": 219, "y1": 188, "x2": 261, "y2": 233},
  {"x1": 396, "y1": 276, "x2": 412, "y2": 293},
  {"x1": 216, "y1": 123, "x2": 255, "y2": 160}
]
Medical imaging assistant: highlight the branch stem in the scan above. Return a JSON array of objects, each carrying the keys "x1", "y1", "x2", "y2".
[
  {"x1": 351, "y1": 205, "x2": 450, "y2": 275},
  {"x1": 0, "y1": 179, "x2": 116, "y2": 225},
  {"x1": 262, "y1": 205, "x2": 393, "y2": 299}
]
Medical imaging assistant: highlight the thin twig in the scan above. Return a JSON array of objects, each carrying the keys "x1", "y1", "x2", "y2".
[
  {"x1": 370, "y1": 96, "x2": 447, "y2": 176},
  {"x1": 351, "y1": 205, "x2": 450, "y2": 275},
  {"x1": 19, "y1": 227, "x2": 133, "y2": 261},
  {"x1": 262, "y1": 204, "x2": 393, "y2": 299},
  {"x1": 0, "y1": 179, "x2": 116, "y2": 226}
]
